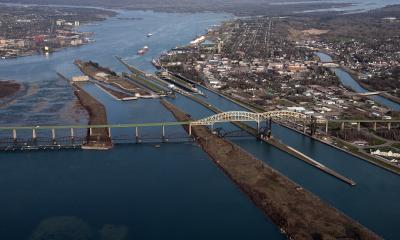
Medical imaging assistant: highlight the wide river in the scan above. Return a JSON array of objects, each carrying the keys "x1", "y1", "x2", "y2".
[{"x1": 0, "y1": 10, "x2": 399, "y2": 240}]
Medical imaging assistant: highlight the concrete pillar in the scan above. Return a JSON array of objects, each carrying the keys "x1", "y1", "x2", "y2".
[
  {"x1": 70, "y1": 128, "x2": 74, "y2": 140},
  {"x1": 373, "y1": 122, "x2": 377, "y2": 131},
  {"x1": 89, "y1": 128, "x2": 93, "y2": 136},
  {"x1": 51, "y1": 128, "x2": 56, "y2": 141},
  {"x1": 357, "y1": 122, "x2": 360, "y2": 132},
  {"x1": 303, "y1": 123, "x2": 306, "y2": 134},
  {"x1": 256, "y1": 121, "x2": 260, "y2": 133},
  {"x1": 162, "y1": 125, "x2": 165, "y2": 138},
  {"x1": 268, "y1": 118, "x2": 272, "y2": 131},
  {"x1": 189, "y1": 124, "x2": 192, "y2": 136},
  {"x1": 325, "y1": 121, "x2": 329, "y2": 134},
  {"x1": 388, "y1": 122, "x2": 391, "y2": 131},
  {"x1": 12, "y1": 129, "x2": 17, "y2": 142},
  {"x1": 135, "y1": 127, "x2": 140, "y2": 143},
  {"x1": 341, "y1": 122, "x2": 345, "y2": 131},
  {"x1": 108, "y1": 128, "x2": 111, "y2": 138},
  {"x1": 32, "y1": 128, "x2": 37, "y2": 140}
]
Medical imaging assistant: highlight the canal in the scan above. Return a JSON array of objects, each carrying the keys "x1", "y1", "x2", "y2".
[{"x1": 0, "y1": 9, "x2": 399, "y2": 240}]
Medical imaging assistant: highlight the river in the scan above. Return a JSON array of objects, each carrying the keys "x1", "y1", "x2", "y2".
[
  {"x1": 0, "y1": 10, "x2": 399, "y2": 240},
  {"x1": 315, "y1": 52, "x2": 400, "y2": 111}
]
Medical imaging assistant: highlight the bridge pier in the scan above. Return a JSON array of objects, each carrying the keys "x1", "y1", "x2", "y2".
[
  {"x1": 135, "y1": 127, "x2": 141, "y2": 143},
  {"x1": 341, "y1": 122, "x2": 345, "y2": 131},
  {"x1": 268, "y1": 118, "x2": 272, "y2": 131},
  {"x1": 70, "y1": 128, "x2": 75, "y2": 141},
  {"x1": 303, "y1": 123, "x2": 306, "y2": 134},
  {"x1": 12, "y1": 129, "x2": 17, "y2": 143},
  {"x1": 373, "y1": 122, "x2": 377, "y2": 131},
  {"x1": 189, "y1": 124, "x2": 192, "y2": 136},
  {"x1": 162, "y1": 125, "x2": 167, "y2": 142},
  {"x1": 52, "y1": 128, "x2": 56, "y2": 144},
  {"x1": 325, "y1": 121, "x2": 329, "y2": 134},
  {"x1": 108, "y1": 128, "x2": 112, "y2": 138},
  {"x1": 89, "y1": 128, "x2": 93, "y2": 136},
  {"x1": 357, "y1": 122, "x2": 361, "y2": 132},
  {"x1": 32, "y1": 128, "x2": 37, "y2": 141},
  {"x1": 388, "y1": 122, "x2": 391, "y2": 131}
]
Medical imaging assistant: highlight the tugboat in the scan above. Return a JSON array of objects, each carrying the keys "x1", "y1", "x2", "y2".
[{"x1": 137, "y1": 45, "x2": 149, "y2": 55}]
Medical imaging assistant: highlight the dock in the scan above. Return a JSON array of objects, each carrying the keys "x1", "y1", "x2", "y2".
[{"x1": 74, "y1": 59, "x2": 156, "y2": 99}]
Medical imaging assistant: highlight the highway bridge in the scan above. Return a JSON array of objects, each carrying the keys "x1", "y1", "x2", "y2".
[{"x1": 0, "y1": 111, "x2": 398, "y2": 149}]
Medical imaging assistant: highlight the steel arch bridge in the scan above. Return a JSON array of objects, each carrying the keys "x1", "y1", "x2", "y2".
[{"x1": 190, "y1": 111, "x2": 326, "y2": 126}]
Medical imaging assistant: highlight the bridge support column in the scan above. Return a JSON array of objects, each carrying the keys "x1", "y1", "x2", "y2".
[
  {"x1": 341, "y1": 122, "x2": 345, "y2": 131},
  {"x1": 268, "y1": 118, "x2": 272, "y2": 131},
  {"x1": 89, "y1": 128, "x2": 93, "y2": 136},
  {"x1": 257, "y1": 121, "x2": 260, "y2": 133},
  {"x1": 325, "y1": 121, "x2": 329, "y2": 134},
  {"x1": 162, "y1": 125, "x2": 166, "y2": 142},
  {"x1": 70, "y1": 128, "x2": 75, "y2": 141},
  {"x1": 108, "y1": 128, "x2": 111, "y2": 138},
  {"x1": 189, "y1": 124, "x2": 192, "y2": 136},
  {"x1": 12, "y1": 129, "x2": 17, "y2": 143},
  {"x1": 51, "y1": 128, "x2": 56, "y2": 143},
  {"x1": 303, "y1": 123, "x2": 306, "y2": 134},
  {"x1": 32, "y1": 128, "x2": 37, "y2": 141},
  {"x1": 135, "y1": 127, "x2": 140, "y2": 143},
  {"x1": 388, "y1": 122, "x2": 391, "y2": 131},
  {"x1": 373, "y1": 122, "x2": 377, "y2": 131},
  {"x1": 357, "y1": 122, "x2": 360, "y2": 132}
]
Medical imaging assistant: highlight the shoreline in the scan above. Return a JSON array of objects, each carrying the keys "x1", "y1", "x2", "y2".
[
  {"x1": 70, "y1": 82, "x2": 112, "y2": 149},
  {"x1": 161, "y1": 99, "x2": 381, "y2": 240}
]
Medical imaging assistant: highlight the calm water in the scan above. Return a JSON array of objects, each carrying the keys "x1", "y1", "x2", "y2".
[
  {"x1": 315, "y1": 52, "x2": 400, "y2": 111},
  {"x1": 0, "y1": 9, "x2": 399, "y2": 240},
  {"x1": 0, "y1": 10, "x2": 285, "y2": 240}
]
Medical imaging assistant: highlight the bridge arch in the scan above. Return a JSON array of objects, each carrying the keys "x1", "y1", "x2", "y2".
[{"x1": 190, "y1": 110, "x2": 325, "y2": 126}]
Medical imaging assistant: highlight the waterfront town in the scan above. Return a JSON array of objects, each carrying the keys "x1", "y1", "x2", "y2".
[
  {"x1": 0, "y1": 5, "x2": 115, "y2": 58},
  {"x1": 158, "y1": 5, "x2": 400, "y2": 168}
]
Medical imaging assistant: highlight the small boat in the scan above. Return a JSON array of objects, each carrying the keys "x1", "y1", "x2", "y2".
[
  {"x1": 151, "y1": 58, "x2": 161, "y2": 69},
  {"x1": 155, "y1": 144, "x2": 160, "y2": 148},
  {"x1": 147, "y1": 33, "x2": 153, "y2": 37},
  {"x1": 137, "y1": 45, "x2": 149, "y2": 55}
]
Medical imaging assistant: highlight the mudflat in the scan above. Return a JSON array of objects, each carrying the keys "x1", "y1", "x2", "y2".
[{"x1": 0, "y1": 80, "x2": 21, "y2": 99}]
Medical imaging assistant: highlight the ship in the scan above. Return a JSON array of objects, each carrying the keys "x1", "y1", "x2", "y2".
[
  {"x1": 151, "y1": 58, "x2": 161, "y2": 69},
  {"x1": 137, "y1": 45, "x2": 149, "y2": 55},
  {"x1": 147, "y1": 33, "x2": 153, "y2": 37}
]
